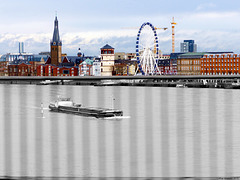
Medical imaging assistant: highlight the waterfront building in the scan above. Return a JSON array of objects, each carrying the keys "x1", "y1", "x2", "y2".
[
  {"x1": 37, "y1": 17, "x2": 80, "y2": 76},
  {"x1": 177, "y1": 52, "x2": 233, "y2": 75},
  {"x1": 201, "y1": 53, "x2": 240, "y2": 75},
  {"x1": 126, "y1": 53, "x2": 136, "y2": 60},
  {"x1": 114, "y1": 59, "x2": 137, "y2": 76},
  {"x1": 50, "y1": 16, "x2": 62, "y2": 66},
  {"x1": 114, "y1": 64, "x2": 136, "y2": 76},
  {"x1": 159, "y1": 54, "x2": 170, "y2": 59},
  {"x1": 4, "y1": 54, "x2": 47, "y2": 76},
  {"x1": 92, "y1": 59, "x2": 101, "y2": 76},
  {"x1": 100, "y1": 44, "x2": 115, "y2": 76},
  {"x1": 180, "y1": 40, "x2": 197, "y2": 53},
  {"x1": 37, "y1": 56, "x2": 78, "y2": 76},
  {"x1": 79, "y1": 58, "x2": 93, "y2": 76},
  {"x1": 37, "y1": 63, "x2": 56, "y2": 76},
  {"x1": 177, "y1": 52, "x2": 205, "y2": 75},
  {"x1": 115, "y1": 52, "x2": 136, "y2": 61},
  {"x1": 0, "y1": 61, "x2": 8, "y2": 76},
  {"x1": 115, "y1": 52, "x2": 126, "y2": 60},
  {"x1": 0, "y1": 52, "x2": 34, "y2": 62},
  {"x1": 8, "y1": 57, "x2": 32, "y2": 76},
  {"x1": 157, "y1": 54, "x2": 177, "y2": 75},
  {"x1": 0, "y1": 42, "x2": 48, "y2": 76},
  {"x1": 127, "y1": 64, "x2": 136, "y2": 75}
]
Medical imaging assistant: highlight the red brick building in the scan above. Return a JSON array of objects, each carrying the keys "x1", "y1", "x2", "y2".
[
  {"x1": 8, "y1": 59, "x2": 32, "y2": 76},
  {"x1": 0, "y1": 61, "x2": 8, "y2": 76},
  {"x1": 201, "y1": 53, "x2": 240, "y2": 75},
  {"x1": 37, "y1": 57, "x2": 78, "y2": 76}
]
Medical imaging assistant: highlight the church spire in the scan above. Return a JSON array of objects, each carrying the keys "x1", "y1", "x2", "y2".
[
  {"x1": 51, "y1": 15, "x2": 62, "y2": 46},
  {"x1": 50, "y1": 15, "x2": 62, "y2": 66}
]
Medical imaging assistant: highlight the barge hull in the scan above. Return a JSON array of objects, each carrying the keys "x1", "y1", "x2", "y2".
[{"x1": 49, "y1": 105, "x2": 123, "y2": 118}]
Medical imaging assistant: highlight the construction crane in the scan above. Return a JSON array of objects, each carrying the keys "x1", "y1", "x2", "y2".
[{"x1": 171, "y1": 17, "x2": 177, "y2": 53}]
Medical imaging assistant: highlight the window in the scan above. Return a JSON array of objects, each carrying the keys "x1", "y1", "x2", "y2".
[{"x1": 63, "y1": 70, "x2": 69, "y2": 74}]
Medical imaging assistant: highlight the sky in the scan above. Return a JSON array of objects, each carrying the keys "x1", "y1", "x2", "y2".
[{"x1": 0, "y1": 0, "x2": 240, "y2": 56}]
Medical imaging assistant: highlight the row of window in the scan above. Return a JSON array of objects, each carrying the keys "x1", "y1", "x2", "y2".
[
  {"x1": 202, "y1": 63, "x2": 239, "y2": 66},
  {"x1": 203, "y1": 59, "x2": 239, "y2": 62},
  {"x1": 202, "y1": 67, "x2": 239, "y2": 70},
  {"x1": 9, "y1": 68, "x2": 30, "y2": 73},
  {"x1": 202, "y1": 72, "x2": 239, "y2": 75}
]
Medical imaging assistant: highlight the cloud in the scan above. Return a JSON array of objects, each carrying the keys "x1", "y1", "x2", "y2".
[
  {"x1": 196, "y1": 2, "x2": 216, "y2": 11},
  {"x1": 194, "y1": 11, "x2": 239, "y2": 19},
  {"x1": 0, "y1": 30, "x2": 138, "y2": 55},
  {"x1": 0, "y1": 17, "x2": 240, "y2": 56},
  {"x1": 176, "y1": 29, "x2": 240, "y2": 53}
]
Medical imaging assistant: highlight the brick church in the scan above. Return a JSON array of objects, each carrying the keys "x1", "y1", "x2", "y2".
[{"x1": 37, "y1": 16, "x2": 78, "y2": 76}]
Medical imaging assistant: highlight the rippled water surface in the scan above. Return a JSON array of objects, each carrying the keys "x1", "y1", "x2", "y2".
[{"x1": 0, "y1": 84, "x2": 240, "y2": 178}]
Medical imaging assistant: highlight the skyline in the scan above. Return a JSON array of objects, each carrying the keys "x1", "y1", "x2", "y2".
[{"x1": 0, "y1": 0, "x2": 240, "y2": 55}]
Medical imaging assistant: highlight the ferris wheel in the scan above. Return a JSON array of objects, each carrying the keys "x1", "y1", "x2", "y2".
[{"x1": 135, "y1": 22, "x2": 160, "y2": 75}]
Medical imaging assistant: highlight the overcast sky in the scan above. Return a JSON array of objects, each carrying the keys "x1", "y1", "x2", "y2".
[{"x1": 0, "y1": 0, "x2": 240, "y2": 55}]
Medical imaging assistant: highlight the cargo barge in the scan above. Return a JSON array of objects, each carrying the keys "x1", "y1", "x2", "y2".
[{"x1": 49, "y1": 98, "x2": 123, "y2": 118}]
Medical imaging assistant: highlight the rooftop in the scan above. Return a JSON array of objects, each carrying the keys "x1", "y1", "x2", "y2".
[
  {"x1": 178, "y1": 52, "x2": 234, "y2": 59},
  {"x1": 101, "y1": 44, "x2": 114, "y2": 50}
]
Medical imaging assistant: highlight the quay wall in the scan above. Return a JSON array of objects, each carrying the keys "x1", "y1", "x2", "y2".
[{"x1": 0, "y1": 76, "x2": 240, "y2": 89}]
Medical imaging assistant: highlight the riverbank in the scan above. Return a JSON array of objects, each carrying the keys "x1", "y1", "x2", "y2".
[{"x1": 1, "y1": 79, "x2": 240, "y2": 89}]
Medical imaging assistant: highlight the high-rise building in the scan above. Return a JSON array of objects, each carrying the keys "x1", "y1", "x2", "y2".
[
  {"x1": 50, "y1": 16, "x2": 62, "y2": 66},
  {"x1": 19, "y1": 42, "x2": 24, "y2": 54},
  {"x1": 180, "y1": 40, "x2": 197, "y2": 53}
]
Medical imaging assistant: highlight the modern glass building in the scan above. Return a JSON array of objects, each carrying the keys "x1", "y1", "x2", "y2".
[{"x1": 180, "y1": 40, "x2": 197, "y2": 53}]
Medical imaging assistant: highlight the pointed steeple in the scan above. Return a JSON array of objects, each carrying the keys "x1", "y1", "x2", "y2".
[
  {"x1": 51, "y1": 16, "x2": 62, "y2": 46},
  {"x1": 50, "y1": 15, "x2": 62, "y2": 66}
]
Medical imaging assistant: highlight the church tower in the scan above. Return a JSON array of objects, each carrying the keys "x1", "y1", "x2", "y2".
[{"x1": 50, "y1": 16, "x2": 62, "y2": 66}]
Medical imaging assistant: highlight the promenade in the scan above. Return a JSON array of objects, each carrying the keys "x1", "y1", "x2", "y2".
[{"x1": 0, "y1": 75, "x2": 240, "y2": 89}]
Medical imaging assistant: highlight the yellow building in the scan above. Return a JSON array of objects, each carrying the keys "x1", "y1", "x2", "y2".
[
  {"x1": 115, "y1": 52, "x2": 126, "y2": 60},
  {"x1": 177, "y1": 52, "x2": 206, "y2": 75}
]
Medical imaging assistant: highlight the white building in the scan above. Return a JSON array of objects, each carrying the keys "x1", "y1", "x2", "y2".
[
  {"x1": 100, "y1": 44, "x2": 115, "y2": 76},
  {"x1": 93, "y1": 59, "x2": 101, "y2": 76}
]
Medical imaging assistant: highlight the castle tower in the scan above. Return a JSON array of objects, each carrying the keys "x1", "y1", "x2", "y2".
[
  {"x1": 50, "y1": 16, "x2": 62, "y2": 66},
  {"x1": 100, "y1": 44, "x2": 115, "y2": 76}
]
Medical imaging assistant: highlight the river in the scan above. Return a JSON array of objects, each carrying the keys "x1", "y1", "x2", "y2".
[{"x1": 0, "y1": 84, "x2": 240, "y2": 178}]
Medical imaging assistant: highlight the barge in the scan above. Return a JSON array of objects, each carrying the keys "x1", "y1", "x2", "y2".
[{"x1": 49, "y1": 98, "x2": 123, "y2": 118}]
